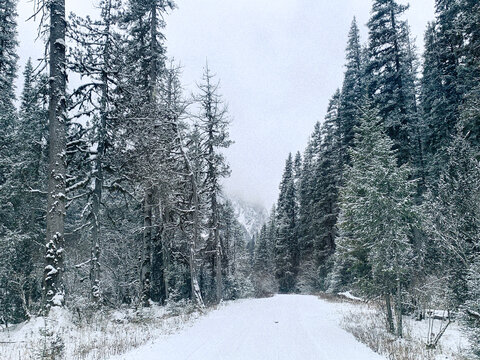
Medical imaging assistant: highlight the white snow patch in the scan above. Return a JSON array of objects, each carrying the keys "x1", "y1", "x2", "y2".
[
  {"x1": 44, "y1": 265, "x2": 58, "y2": 276},
  {"x1": 51, "y1": 293, "x2": 64, "y2": 306},
  {"x1": 338, "y1": 291, "x2": 364, "y2": 302},
  {"x1": 54, "y1": 38, "x2": 66, "y2": 47}
]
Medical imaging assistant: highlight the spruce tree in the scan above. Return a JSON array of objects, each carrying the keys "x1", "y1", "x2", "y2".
[
  {"x1": 4, "y1": 59, "x2": 48, "y2": 320},
  {"x1": 161, "y1": 64, "x2": 205, "y2": 307},
  {"x1": 459, "y1": 0, "x2": 480, "y2": 93},
  {"x1": 337, "y1": 103, "x2": 417, "y2": 337},
  {"x1": 420, "y1": 22, "x2": 449, "y2": 182},
  {"x1": 0, "y1": 0, "x2": 19, "y2": 229},
  {"x1": 275, "y1": 154, "x2": 299, "y2": 293},
  {"x1": 221, "y1": 202, "x2": 253, "y2": 300},
  {"x1": 420, "y1": 0, "x2": 464, "y2": 184},
  {"x1": 297, "y1": 122, "x2": 321, "y2": 265},
  {"x1": 253, "y1": 225, "x2": 276, "y2": 296},
  {"x1": 458, "y1": 0, "x2": 480, "y2": 151},
  {"x1": 194, "y1": 65, "x2": 232, "y2": 303},
  {"x1": 266, "y1": 204, "x2": 278, "y2": 273},
  {"x1": 120, "y1": 0, "x2": 174, "y2": 307},
  {"x1": 423, "y1": 127, "x2": 480, "y2": 307},
  {"x1": 367, "y1": 0, "x2": 418, "y2": 166},
  {"x1": 312, "y1": 91, "x2": 342, "y2": 289},
  {"x1": 339, "y1": 17, "x2": 365, "y2": 165},
  {"x1": 434, "y1": 0, "x2": 463, "y2": 96},
  {"x1": 0, "y1": 0, "x2": 18, "y2": 133}
]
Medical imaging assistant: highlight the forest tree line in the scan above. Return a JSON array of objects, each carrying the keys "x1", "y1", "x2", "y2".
[
  {"x1": 0, "y1": 0, "x2": 257, "y2": 326},
  {"x1": 0, "y1": 0, "x2": 479, "y2": 357},
  {"x1": 257, "y1": 0, "x2": 480, "y2": 354}
]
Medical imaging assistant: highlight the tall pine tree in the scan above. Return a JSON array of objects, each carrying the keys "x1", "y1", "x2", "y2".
[
  {"x1": 312, "y1": 91, "x2": 342, "y2": 290},
  {"x1": 337, "y1": 104, "x2": 417, "y2": 337},
  {"x1": 367, "y1": 0, "x2": 418, "y2": 166},
  {"x1": 194, "y1": 65, "x2": 232, "y2": 303},
  {"x1": 275, "y1": 154, "x2": 299, "y2": 293},
  {"x1": 339, "y1": 17, "x2": 365, "y2": 165},
  {"x1": 43, "y1": 0, "x2": 68, "y2": 311}
]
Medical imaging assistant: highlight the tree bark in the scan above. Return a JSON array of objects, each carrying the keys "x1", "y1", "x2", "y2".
[
  {"x1": 152, "y1": 193, "x2": 166, "y2": 303},
  {"x1": 214, "y1": 213, "x2": 222, "y2": 303},
  {"x1": 173, "y1": 118, "x2": 204, "y2": 308},
  {"x1": 89, "y1": 0, "x2": 113, "y2": 305},
  {"x1": 140, "y1": 0, "x2": 159, "y2": 307},
  {"x1": 191, "y1": 189, "x2": 204, "y2": 308},
  {"x1": 141, "y1": 187, "x2": 153, "y2": 307},
  {"x1": 44, "y1": 0, "x2": 67, "y2": 312},
  {"x1": 395, "y1": 277, "x2": 403, "y2": 337},
  {"x1": 385, "y1": 292, "x2": 395, "y2": 334}
]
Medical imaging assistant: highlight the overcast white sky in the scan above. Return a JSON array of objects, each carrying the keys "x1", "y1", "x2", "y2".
[{"x1": 15, "y1": 0, "x2": 435, "y2": 209}]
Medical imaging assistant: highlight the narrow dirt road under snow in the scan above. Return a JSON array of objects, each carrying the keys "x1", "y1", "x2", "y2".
[{"x1": 115, "y1": 295, "x2": 385, "y2": 360}]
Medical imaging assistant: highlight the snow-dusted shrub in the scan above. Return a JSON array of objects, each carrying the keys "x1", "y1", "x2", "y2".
[
  {"x1": 36, "y1": 308, "x2": 69, "y2": 360},
  {"x1": 68, "y1": 295, "x2": 105, "y2": 326},
  {"x1": 224, "y1": 273, "x2": 254, "y2": 300},
  {"x1": 38, "y1": 328, "x2": 65, "y2": 360},
  {"x1": 251, "y1": 273, "x2": 276, "y2": 298},
  {"x1": 165, "y1": 298, "x2": 196, "y2": 316}
]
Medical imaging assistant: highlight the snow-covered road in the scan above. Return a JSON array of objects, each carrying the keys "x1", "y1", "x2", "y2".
[{"x1": 115, "y1": 295, "x2": 385, "y2": 360}]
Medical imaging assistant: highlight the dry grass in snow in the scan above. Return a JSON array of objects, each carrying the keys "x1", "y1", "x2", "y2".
[
  {"x1": 318, "y1": 293, "x2": 470, "y2": 360},
  {"x1": 0, "y1": 301, "x2": 205, "y2": 360}
]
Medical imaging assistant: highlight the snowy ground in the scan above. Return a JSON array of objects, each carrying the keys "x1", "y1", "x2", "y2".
[
  {"x1": 1, "y1": 294, "x2": 469, "y2": 359},
  {"x1": 113, "y1": 294, "x2": 386, "y2": 360},
  {"x1": 336, "y1": 296, "x2": 469, "y2": 360},
  {"x1": 406, "y1": 315, "x2": 468, "y2": 359},
  {"x1": 0, "y1": 303, "x2": 202, "y2": 360}
]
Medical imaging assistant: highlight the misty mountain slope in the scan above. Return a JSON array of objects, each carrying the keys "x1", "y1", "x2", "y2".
[
  {"x1": 113, "y1": 295, "x2": 385, "y2": 360},
  {"x1": 229, "y1": 196, "x2": 269, "y2": 238}
]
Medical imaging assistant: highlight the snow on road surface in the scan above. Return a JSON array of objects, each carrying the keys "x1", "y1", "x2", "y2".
[{"x1": 114, "y1": 294, "x2": 385, "y2": 360}]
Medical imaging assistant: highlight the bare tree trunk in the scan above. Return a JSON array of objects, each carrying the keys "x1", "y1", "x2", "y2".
[
  {"x1": 44, "y1": 0, "x2": 67, "y2": 313},
  {"x1": 141, "y1": 187, "x2": 153, "y2": 306},
  {"x1": 140, "y1": 0, "x2": 158, "y2": 308},
  {"x1": 90, "y1": 72, "x2": 106, "y2": 304},
  {"x1": 89, "y1": 0, "x2": 113, "y2": 305},
  {"x1": 395, "y1": 276, "x2": 403, "y2": 337},
  {"x1": 385, "y1": 292, "x2": 395, "y2": 334},
  {"x1": 209, "y1": 149, "x2": 222, "y2": 303},
  {"x1": 162, "y1": 221, "x2": 169, "y2": 301},
  {"x1": 174, "y1": 122, "x2": 204, "y2": 308},
  {"x1": 191, "y1": 192, "x2": 204, "y2": 308},
  {"x1": 152, "y1": 193, "x2": 166, "y2": 303},
  {"x1": 214, "y1": 212, "x2": 222, "y2": 303}
]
